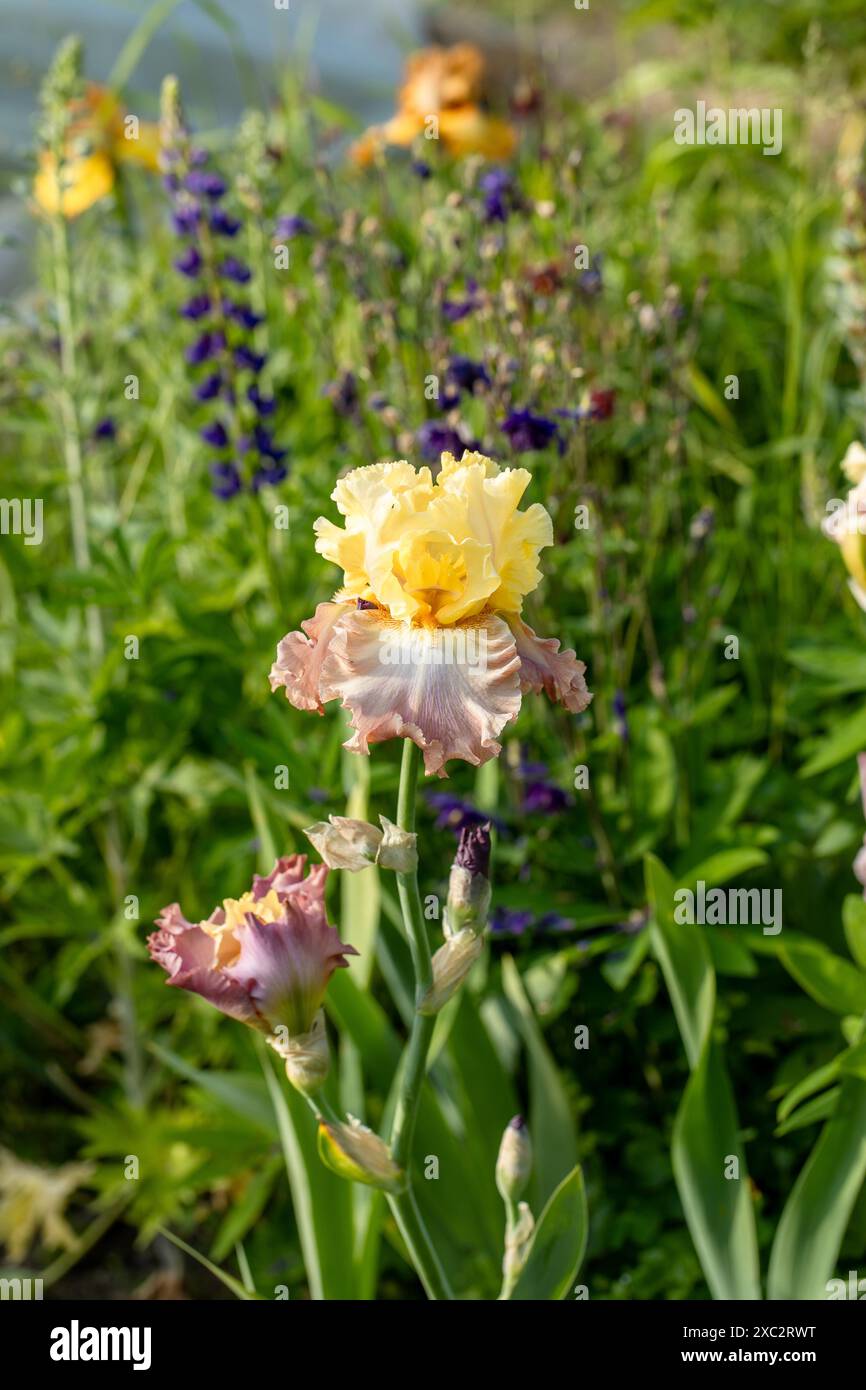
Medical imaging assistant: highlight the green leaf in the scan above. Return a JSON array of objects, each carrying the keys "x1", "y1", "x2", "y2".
[
  {"x1": 509, "y1": 1167, "x2": 588, "y2": 1300},
  {"x1": 677, "y1": 847, "x2": 769, "y2": 890},
  {"x1": 645, "y1": 854, "x2": 760, "y2": 1300},
  {"x1": 799, "y1": 704, "x2": 866, "y2": 777},
  {"x1": 672, "y1": 1041, "x2": 761, "y2": 1299},
  {"x1": 777, "y1": 939, "x2": 866, "y2": 1017},
  {"x1": 777, "y1": 1057, "x2": 843, "y2": 1123},
  {"x1": 501, "y1": 955, "x2": 578, "y2": 1210},
  {"x1": 158, "y1": 1226, "x2": 260, "y2": 1300},
  {"x1": 601, "y1": 929, "x2": 651, "y2": 991},
  {"x1": 211, "y1": 1158, "x2": 281, "y2": 1263},
  {"x1": 706, "y1": 929, "x2": 758, "y2": 978},
  {"x1": 775, "y1": 1088, "x2": 840, "y2": 1136},
  {"x1": 258, "y1": 1042, "x2": 357, "y2": 1300},
  {"x1": 646, "y1": 854, "x2": 714, "y2": 1067},
  {"x1": 768, "y1": 1075, "x2": 866, "y2": 1299},
  {"x1": 788, "y1": 642, "x2": 866, "y2": 694},
  {"x1": 150, "y1": 1043, "x2": 276, "y2": 1133}
]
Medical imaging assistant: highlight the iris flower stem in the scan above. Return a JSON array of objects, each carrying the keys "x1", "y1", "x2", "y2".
[
  {"x1": 51, "y1": 211, "x2": 102, "y2": 665},
  {"x1": 387, "y1": 738, "x2": 454, "y2": 1300},
  {"x1": 50, "y1": 192, "x2": 144, "y2": 1110},
  {"x1": 498, "y1": 1195, "x2": 519, "y2": 1300}
]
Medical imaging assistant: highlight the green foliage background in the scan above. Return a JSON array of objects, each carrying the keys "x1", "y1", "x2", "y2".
[{"x1": 2, "y1": 0, "x2": 866, "y2": 1300}]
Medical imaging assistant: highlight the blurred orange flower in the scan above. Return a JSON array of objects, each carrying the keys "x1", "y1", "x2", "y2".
[
  {"x1": 34, "y1": 83, "x2": 160, "y2": 218},
  {"x1": 350, "y1": 44, "x2": 517, "y2": 167}
]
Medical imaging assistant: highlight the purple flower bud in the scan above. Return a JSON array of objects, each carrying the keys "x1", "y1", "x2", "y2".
[
  {"x1": 180, "y1": 293, "x2": 211, "y2": 320},
  {"x1": 490, "y1": 907, "x2": 534, "y2": 937},
  {"x1": 455, "y1": 823, "x2": 491, "y2": 878},
  {"x1": 211, "y1": 462, "x2": 243, "y2": 499},
  {"x1": 195, "y1": 373, "x2": 223, "y2": 402},
  {"x1": 442, "y1": 281, "x2": 480, "y2": 322},
  {"x1": 521, "y1": 773, "x2": 571, "y2": 814},
  {"x1": 480, "y1": 168, "x2": 515, "y2": 223},
  {"x1": 185, "y1": 330, "x2": 224, "y2": 365},
  {"x1": 210, "y1": 209, "x2": 241, "y2": 237},
  {"x1": 174, "y1": 246, "x2": 203, "y2": 278},
  {"x1": 579, "y1": 254, "x2": 603, "y2": 296},
  {"x1": 323, "y1": 371, "x2": 360, "y2": 420},
  {"x1": 275, "y1": 214, "x2": 315, "y2": 239},
  {"x1": 201, "y1": 420, "x2": 229, "y2": 448},
  {"x1": 224, "y1": 300, "x2": 263, "y2": 329},
  {"x1": 219, "y1": 257, "x2": 252, "y2": 284},
  {"x1": 172, "y1": 203, "x2": 201, "y2": 235},
  {"x1": 92, "y1": 416, "x2": 116, "y2": 441},
  {"x1": 247, "y1": 384, "x2": 276, "y2": 415},
  {"x1": 185, "y1": 170, "x2": 227, "y2": 199},
  {"x1": 251, "y1": 461, "x2": 288, "y2": 489},
  {"x1": 234, "y1": 345, "x2": 266, "y2": 372}
]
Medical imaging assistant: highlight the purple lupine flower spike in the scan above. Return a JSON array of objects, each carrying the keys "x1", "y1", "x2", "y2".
[{"x1": 160, "y1": 74, "x2": 288, "y2": 498}]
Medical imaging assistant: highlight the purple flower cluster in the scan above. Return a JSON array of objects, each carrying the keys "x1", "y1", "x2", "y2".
[
  {"x1": 501, "y1": 407, "x2": 561, "y2": 454},
  {"x1": 162, "y1": 127, "x2": 287, "y2": 497},
  {"x1": 515, "y1": 756, "x2": 572, "y2": 815},
  {"x1": 490, "y1": 907, "x2": 575, "y2": 937},
  {"x1": 479, "y1": 168, "x2": 518, "y2": 224},
  {"x1": 416, "y1": 419, "x2": 478, "y2": 464},
  {"x1": 426, "y1": 791, "x2": 506, "y2": 835}
]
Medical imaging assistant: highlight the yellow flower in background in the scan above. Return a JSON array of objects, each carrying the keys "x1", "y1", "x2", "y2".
[
  {"x1": 824, "y1": 442, "x2": 866, "y2": 609},
  {"x1": 271, "y1": 451, "x2": 591, "y2": 776},
  {"x1": 350, "y1": 44, "x2": 517, "y2": 167},
  {"x1": 34, "y1": 83, "x2": 160, "y2": 218},
  {"x1": 0, "y1": 1148, "x2": 93, "y2": 1262}
]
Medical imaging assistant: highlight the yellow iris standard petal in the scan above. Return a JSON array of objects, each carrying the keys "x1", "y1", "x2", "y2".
[
  {"x1": 313, "y1": 451, "x2": 553, "y2": 627},
  {"x1": 34, "y1": 150, "x2": 115, "y2": 218}
]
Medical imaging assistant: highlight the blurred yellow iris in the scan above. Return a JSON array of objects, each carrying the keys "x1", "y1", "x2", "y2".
[
  {"x1": 350, "y1": 44, "x2": 517, "y2": 167},
  {"x1": 34, "y1": 83, "x2": 160, "y2": 218}
]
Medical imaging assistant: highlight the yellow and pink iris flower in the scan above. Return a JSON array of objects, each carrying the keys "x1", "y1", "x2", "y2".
[
  {"x1": 149, "y1": 856, "x2": 356, "y2": 1036},
  {"x1": 270, "y1": 451, "x2": 591, "y2": 776}
]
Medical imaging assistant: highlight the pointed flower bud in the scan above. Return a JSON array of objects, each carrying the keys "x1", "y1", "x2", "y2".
[
  {"x1": 317, "y1": 1116, "x2": 405, "y2": 1192},
  {"x1": 304, "y1": 814, "x2": 417, "y2": 873},
  {"x1": 376, "y1": 816, "x2": 419, "y2": 873},
  {"x1": 418, "y1": 927, "x2": 484, "y2": 1015},
  {"x1": 496, "y1": 1115, "x2": 532, "y2": 1201},
  {"x1": 444, "y1": 822, "x2": 492, "y2": 937},
  {"x1": 305, "y1": 815, "x2": 380, "y2": 870},
  {"x1": 269, "y1": 1009, "x2": 330, "y2": 1096}
]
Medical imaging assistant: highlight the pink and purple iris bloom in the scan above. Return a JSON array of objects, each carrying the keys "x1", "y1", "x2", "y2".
[{"x1": 148, "y1": 855, "x2": 357, "y2": 1037}]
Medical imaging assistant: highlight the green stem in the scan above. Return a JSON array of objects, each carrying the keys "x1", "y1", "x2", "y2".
[
  {"x1": 386, "y1": 738, "x2": 454, "y2": 1300},
  {"x1": 388, "y1": 1187, "x2": 452, "y2": 1302},
  {"x1": 390, "y1": 739, "x2": 433, "y2": 1162},
  {"x1": 51, "y1": 211, "x2": 102, "y2": 664},
  {"x1": 50, "y1": 191, "x2": 143, "y2": 1110},
  {"x1": 499, "y1": 1195, "x2": 519, "y2": 1300}
]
